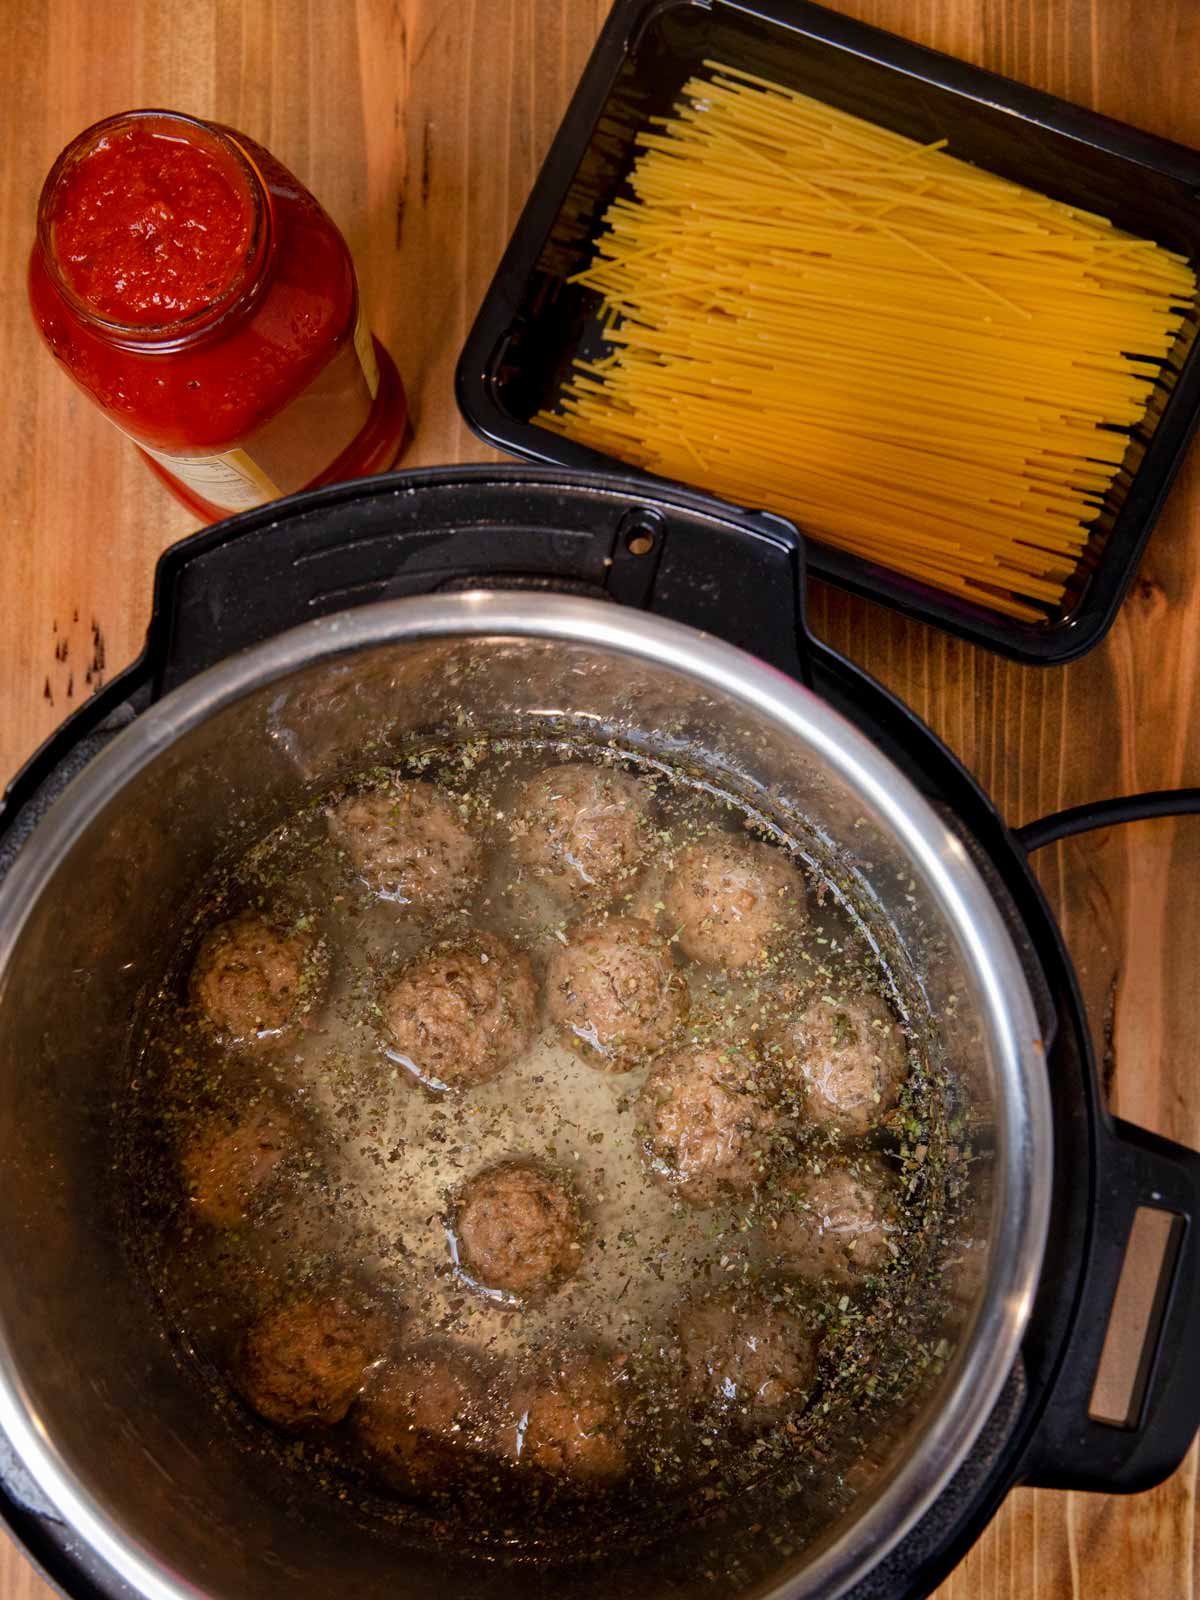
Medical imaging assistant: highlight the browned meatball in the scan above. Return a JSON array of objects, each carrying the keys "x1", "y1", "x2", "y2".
[
  {"x1": 455, "y1": 1161, "x2": 584, "y2": 1296},
  {"x1": 677, "y1": 1290, "x2": 816, "y2": 1420},
  {"x1": 354, "y1": 1347, "x2": 495, "y2": 1496},
  {"x1": 770, "y1": 1161, "x2": 896, "y2": 1283},
  {"x1": 330, "y1": 781, "x2": 482, "y2": 909},
  {"x1": 545, "y1": 916, "x2": 687, "y2": 1071},
  {"x1": 190, "y1": 913, "x2": 320, "y2": 1041},
  {"x1": 773, "y1": 991, "x2": 907, "y2": 1137},
  {"x1": 512, "y1": 763, "x2": 652, "y2": 901},
  {"x1": 638, "y1": 1047, "x2": 780, "y2": 1205},
  {"x1": 663, "y1": 835, "x2": 805, "y2": 971},
  {"x1": 178, "y1": 1103, "x2": 296, "y2": 1227},
  {"x1": 381, "y1": 931, "x2": 538, "y2": 1089},
  {"x1": 237, "y1": 1296, "x2": 384, "y2": 1431},
  {"x1": 512, "y1": 1353, "x2": 629, "y2": 1484}
]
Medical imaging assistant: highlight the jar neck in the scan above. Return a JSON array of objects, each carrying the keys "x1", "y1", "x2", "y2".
[{"x1": 35, "y1": 109, "x2": 273, "y2": 353}]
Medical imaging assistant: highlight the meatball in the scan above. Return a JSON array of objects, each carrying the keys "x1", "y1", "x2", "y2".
[
  {"x1": 190, "y1": 912, "x2": 320, "y2": 1041},
  {"x1": 354, "y1": 1347, "x2": 495, "y2": 1496},
  {"x1": 663, "y1": 835, "x2": 805, "y2": 971},
  {"x1": 381, "y1": 931, "x2": 538, "y2": 1089},
  {"x1": 771, "y1": 1161, "x2": 896, "y2": 1283},
  {"x1": 178, "y1": 1103, "x2": 296, "y2": 1227},
  {"x1": 545, "y1": 916, "x2": 687, "y2": 1071},
  {"x1": 773, "y1": 991, "x2": 907, "y2": 1137},
  {"x1": 237, "y1": 1295, "x2": 384, "y2": 1431},
  {"x1": 677, "y1": 1290, "x2": 816, "y2": 1420},
  {"x1": 455, "y1": 1161, "x2": 584, "y2": 1296},
  {"x1": 512, "y1": 763, "x2": 652, "y2": 901},
  {"x1": 638, "y1": 1047, "x2": 781, "y2": 1205},
  {"x1": 330, "y1": 781, "x2": 481, "y2": 909},
  {"x1": 512, "y1": 1353, "x2": 629, "y2": 1484}
]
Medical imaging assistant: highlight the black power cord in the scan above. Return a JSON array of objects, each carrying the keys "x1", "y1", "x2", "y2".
[{"x1": 1015, "y1": 788, "x2": 1200, "y2": 853}]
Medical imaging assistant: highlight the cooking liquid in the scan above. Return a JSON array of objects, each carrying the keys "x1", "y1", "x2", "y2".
[{"x1": 121, "y1": 738, "x2": 957, "y2": 1559}]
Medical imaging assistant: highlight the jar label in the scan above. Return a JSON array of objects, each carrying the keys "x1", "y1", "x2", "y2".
[
  {"x1": 124, "y1": 306, "x2": 379, "y2": 513},
  {"x1": 137, "y1": 440, "x2": 282, "y2": 510}
]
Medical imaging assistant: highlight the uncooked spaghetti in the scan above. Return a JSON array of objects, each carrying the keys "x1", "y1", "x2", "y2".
[{"x1": 537, "y1": 64, "x2": 1197, "y2": 620}]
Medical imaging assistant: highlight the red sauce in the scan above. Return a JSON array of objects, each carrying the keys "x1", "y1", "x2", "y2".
[
  {"x1": 29, "y1": 110, "x2": 408, "y2": 517},
  {"x1": 49, "y1": 125, "x2": 255, "y2": 326}
]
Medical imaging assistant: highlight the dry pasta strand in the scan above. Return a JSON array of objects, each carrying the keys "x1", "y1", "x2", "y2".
[{"x1": 538, "y1": 65, "x2": 1197, "y2": 620}]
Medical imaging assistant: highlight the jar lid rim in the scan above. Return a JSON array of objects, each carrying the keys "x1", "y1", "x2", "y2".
[{"x1": 35, "y1": 108, "x2": 272, "y2": 347}]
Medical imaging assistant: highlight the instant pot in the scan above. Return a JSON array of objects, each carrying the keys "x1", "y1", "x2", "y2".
[{"x1": 0, "y1": 467, "x2": 1197, "y2": 1600}]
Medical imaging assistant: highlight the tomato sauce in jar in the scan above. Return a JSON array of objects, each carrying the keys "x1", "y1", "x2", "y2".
[{"x1": 29, "y1": 110, "x2": 408, "y2": 519}]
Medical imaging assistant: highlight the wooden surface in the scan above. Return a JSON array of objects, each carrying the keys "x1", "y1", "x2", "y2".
[{"x1": 1, "y1": 1, "x2": 1198, "y2": 1596}]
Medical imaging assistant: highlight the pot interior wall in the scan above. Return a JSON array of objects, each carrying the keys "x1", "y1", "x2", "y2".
[{"x1": 0, "y1": 627, "x2": 1005, "y2": 1600}]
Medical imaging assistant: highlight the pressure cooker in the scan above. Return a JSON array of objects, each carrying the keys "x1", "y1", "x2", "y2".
[{"x1": 0, "y1": 467, "x2": 1196, "y2": 1600}]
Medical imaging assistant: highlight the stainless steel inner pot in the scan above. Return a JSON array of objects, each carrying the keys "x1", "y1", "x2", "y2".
[{"x1": 0, "y1": 593, "x2": 1051, "y2": 1600}]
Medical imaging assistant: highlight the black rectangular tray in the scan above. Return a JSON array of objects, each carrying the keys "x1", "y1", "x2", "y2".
[{"x1": 455, "y1": 0, "x2": 1200, "y2": 663}]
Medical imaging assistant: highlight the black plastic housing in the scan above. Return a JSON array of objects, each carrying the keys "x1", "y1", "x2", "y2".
[
  {"x1": 456, "y1": 0, "x2": 1200, "y2": 663},
  {"x1": 0, "y1": 469, "x2": 1198, "y2": 1599}
]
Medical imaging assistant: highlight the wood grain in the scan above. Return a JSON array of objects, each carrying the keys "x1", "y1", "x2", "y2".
[{"x1": 1, "y1": 2, "x2": 1197, "y2": 1597}]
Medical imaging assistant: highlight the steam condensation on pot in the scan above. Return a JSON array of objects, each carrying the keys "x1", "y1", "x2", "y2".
[{"x1": 118, "y1": 736, "x2": 966, "y2": 1562}]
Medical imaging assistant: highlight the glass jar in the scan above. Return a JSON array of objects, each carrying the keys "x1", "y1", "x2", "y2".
[{"x1": 29, "y1": 109, "x2": 409, "y2": 520}]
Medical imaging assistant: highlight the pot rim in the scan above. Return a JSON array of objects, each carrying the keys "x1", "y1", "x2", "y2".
[{"x1": 0, "y1": 591, "x2": 1052, "y2": 1600}]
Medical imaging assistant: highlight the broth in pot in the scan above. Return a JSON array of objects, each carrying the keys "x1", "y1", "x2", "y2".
[{"x1": 120, "y1": 735, "x2": 962, "y2": 1562}]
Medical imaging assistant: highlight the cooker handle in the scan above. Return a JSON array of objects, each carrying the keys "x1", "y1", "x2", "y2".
[
  {"x1": 2, "y1": 465, "x2": 815, "y2": 842},
  {"x1": 1016, "y1": 792, "x2": 1200, "y2": 1493},
  {"x1": 1020, "y1": 1116, "x2": 1200, "y2": 1492},
  {"x1": 139, "y1": 467, "x2": 815, "y2": 695}
]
